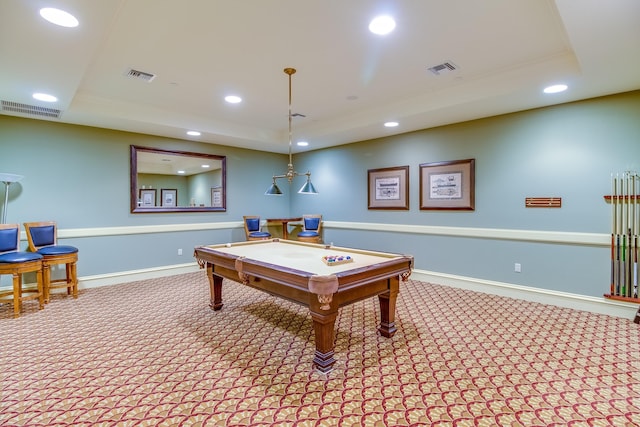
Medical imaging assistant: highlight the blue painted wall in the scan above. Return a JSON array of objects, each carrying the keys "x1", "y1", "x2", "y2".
[
  {"x1": 290, "y1": 91, "x2": 640, "y2": 297},
  {"x1": 1, "y1": 90, "x2": 639, "y2": 298}
]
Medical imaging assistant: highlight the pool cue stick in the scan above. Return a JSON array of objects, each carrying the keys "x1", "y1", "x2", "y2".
[
  {"x1": 611, "y1": 173, "x2": 616, "y2": 295},
  {"x1": 628, "y1": 228, "x2": 633, "y2": 297},
  {"x1": 625, "y1": 172, "x2": 633, "y2": 297},
  {"x1": 616, "y1": 174, "x2": 622, "y2": 295},
  {"x1": 614, "y1": 173, "x2": 620, "y2": 295},
  {"x1": 618, "y1": 175, "x2": 625, "y2": 296},
  {"x1": 633, "y1": 173, "x2": 640, "y2": 298},
  {"x1": 628, "y1": 172, "x2": 634, "y2": 297},
  {"x1": 628, "y1": 173, "x2": 632, "y2": 296},
  {"x1": 623, "y1": 173, "x2": 629, "y2": 296},
  {"x1": 627, "y1": 172, "x2": 635, "y2": 297}
]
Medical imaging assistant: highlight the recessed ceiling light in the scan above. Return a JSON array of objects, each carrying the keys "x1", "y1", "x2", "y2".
[
  {"x1": 543, "y1": 84, "x2": 568, "y2": 94},
  {"x1": 384, "y1": 121, "x2": 399, "y2": 127},
  {"x1": 225, "y1": 95, "x2": 242, "y2": 104},
  {"x1": 297, "y1": 141, "x2": 309, "y2": 147},
  {"x1": 33, "y1": 93, "x2": 58, "y2": 102},
  {"x1": 39, "y1": 8, "x2": 79, "y2": 27},
  {"x1": 369, "y1": 15, "x2": 396, "y2": 35},
  {"x1": 177, "y1": 170, "x2": 186, "y2": 174},
  {"x1": 201, "y1": 164, "x2": 210, "y2": 168},
  {"x1": 187, "y1": 130, "x2": 201, "y2": 136}
]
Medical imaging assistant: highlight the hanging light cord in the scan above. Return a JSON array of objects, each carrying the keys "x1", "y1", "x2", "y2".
[
  {"x1": 285, "y1": 67, "x2": 295, "y2": 182},
  {"x1": 266, "y1": 68, "x2": 317, "y2": 195},
  {"x1": 273, "y1": 68, "x2": 310, "y2": 183}
]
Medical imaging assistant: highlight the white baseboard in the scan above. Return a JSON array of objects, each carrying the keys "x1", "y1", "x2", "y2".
[
  {"x1": 78, "y1": 262, "x2": 201, "y2": 289},
  {"x1": 412, "y1": 269, "x2": 638, "y2": 320},
  {"x1": 75, "y1": 263, "x2": 638, "y2": 321}
]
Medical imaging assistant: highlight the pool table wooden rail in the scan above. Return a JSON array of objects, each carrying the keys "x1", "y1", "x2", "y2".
[{"x1": 193, "y1": 239, "x2": 413, "y2": 372}]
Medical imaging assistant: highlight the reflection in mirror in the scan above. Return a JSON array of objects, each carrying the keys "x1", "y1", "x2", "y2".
[{"x1": 130, "y1": 145, "x2": 226, "y2": 213}]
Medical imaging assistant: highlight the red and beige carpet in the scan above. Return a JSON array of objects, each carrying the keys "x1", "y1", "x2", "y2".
[{"x1": 1, "y1": 272, "x2": 639, "y2": 426}]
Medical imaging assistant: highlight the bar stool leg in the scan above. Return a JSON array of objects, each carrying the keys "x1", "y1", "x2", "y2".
[
  {"x1": 71, "y1": 262, "x2": 78, "y2": 298},
  {"x1": 37, "y1": 268, "x2": 44, "y2": 310},
  {"x1": 12, "y1": 273, "x2": 21, "y2": 318},
  {"x1": 43, "y1": 263, "x2": 51, "y2": 303}
]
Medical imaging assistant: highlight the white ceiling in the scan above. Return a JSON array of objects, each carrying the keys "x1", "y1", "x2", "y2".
[
  {"x1": 1, "y1": 0, "x2": 639, "y2": 154},
  {"x1": 137, "y1": 149, "x2": 223, "y2": 176}
]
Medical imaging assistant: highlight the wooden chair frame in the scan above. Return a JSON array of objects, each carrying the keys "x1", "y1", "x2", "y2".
[
  {"x1": 23, "y1": 221, "x2": 78, "y2": 303},
  {"x1": 297, "y1": 214, "x2": 323, "y2": 243},
  {"x1": 0, "y1": 224, "x2": 44, "y2": 317},
  {"x1": 243, "y1": 216, "x2": 271, "y2": 241}
]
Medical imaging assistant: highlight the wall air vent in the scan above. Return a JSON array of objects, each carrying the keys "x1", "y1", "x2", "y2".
[
  {"x1": 428, "y1": 61, "x2": 458, "y2": 76},
  {"x1": 125, "y1": 68, "x2": 156, "y2": 82},
  {"x1": 1, "y1": 100, "x2": 62, "y2": 118}
]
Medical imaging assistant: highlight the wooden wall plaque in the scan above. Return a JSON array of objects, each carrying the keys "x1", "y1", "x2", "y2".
[{"x1": 525, "y1": 197, "x2": 561, "y2": 208}]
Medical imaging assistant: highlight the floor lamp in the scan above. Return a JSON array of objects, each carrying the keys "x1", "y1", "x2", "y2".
[{"x1": 0, "y1": 173, "x2": 24, "y2": 224}]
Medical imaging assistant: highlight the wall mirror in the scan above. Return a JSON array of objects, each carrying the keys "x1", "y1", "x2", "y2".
[{"x1": 130, "y1": 145, "x2": 226, "y2": 213}]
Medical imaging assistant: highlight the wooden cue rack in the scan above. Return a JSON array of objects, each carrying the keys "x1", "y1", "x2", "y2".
[{"x1": 603, "y1": 193, "x2": 640, "y2": 323}]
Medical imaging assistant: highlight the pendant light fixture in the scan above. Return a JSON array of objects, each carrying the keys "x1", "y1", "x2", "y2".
[{"x1": 265, "y1": 68, "x2": 318, "y2": 196}]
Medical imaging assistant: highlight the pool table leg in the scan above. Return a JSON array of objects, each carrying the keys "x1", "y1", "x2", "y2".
[
  {"x1": 207, "y1": 264, "x2": 224, "y2": 311},
  {"x1": 378, "y1": 276, "x2": 399, "y2": 338},
  {"x1": 310, "y1": 310, "x2": 338, "y2": 373}
]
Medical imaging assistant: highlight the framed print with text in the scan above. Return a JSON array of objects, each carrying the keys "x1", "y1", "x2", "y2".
[
  {"x1": 211, "y1": 186, "x2": 223, "y2": 208},
  {"x1": 419, "y1": 159, "x2": 475, "y2": 210},
  {"x1": 367, "y1": 166, "x2": 409, "y2": 210},
  {"x1": 139, "y1": 189, "x2": 157, "y2": 207},
  {"x1": 161, "y1": 189, "x2": 177, "y2": 207}
]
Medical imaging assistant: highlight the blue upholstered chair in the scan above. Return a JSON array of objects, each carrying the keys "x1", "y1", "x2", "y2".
[
  {"x1": 243, "y1": 216, "x2": 271, "y2": 241},
  {"x1": 23, "y1": 221, "x2": 78, "y2": 303},
  {"x1": 0, "y1": 223, "x2": 44, "y2": 317},
  {"x1": 297, "y1": 214, "x2": 323, "y2": 243}
]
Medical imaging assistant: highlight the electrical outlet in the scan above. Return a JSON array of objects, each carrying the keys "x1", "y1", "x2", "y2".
[
  {"x1": 514, "y1": 263, "x2": 521, "y2": 273},
  {"x1": 178, "y1": 248, "x2": 183, "y2": 256}
]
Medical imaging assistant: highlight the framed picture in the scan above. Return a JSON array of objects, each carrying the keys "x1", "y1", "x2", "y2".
[
  {"x1": 211, "y1": 186, "x2": 223, "y2": 208},
  {"x1": 367, "y1": 166, "x2": 409, "y2": 210},
  {"x1": 419, "y1": 159, "x2": 475, "y2": 210},
  {"x1": 139, "y1": 189, "x2": 157, "y2": 207},
  {"x1": 161, "y1": 189, "x2": 177, "y2": 207}
]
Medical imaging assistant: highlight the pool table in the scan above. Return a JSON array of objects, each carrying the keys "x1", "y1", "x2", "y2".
[{"x1": 193, "y1": 239, "x2": 413, "y2": 373}]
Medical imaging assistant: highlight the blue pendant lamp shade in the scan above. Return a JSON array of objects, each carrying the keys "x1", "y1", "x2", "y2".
[
  {"x1": 265, "y1": 68, "x2": 318, "y2": 196},
  {"x1": 265, "y1": 180, "x2": 283, "y2": 196},
  {"x1": 0, "y1": 173, "x2": 24, "y2": 224},
  {"x1": 298, "y1": 176, "x2": 317, "y2": 194}
]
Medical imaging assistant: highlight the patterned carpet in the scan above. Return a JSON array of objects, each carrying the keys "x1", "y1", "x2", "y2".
[{"x1": 1, "y1": 272, "x2": 639, "y2": 426}]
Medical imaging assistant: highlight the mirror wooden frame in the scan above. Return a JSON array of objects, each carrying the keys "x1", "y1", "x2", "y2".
[{"x1": 130, "y1": 145, "x2": 227, "y2": 213}]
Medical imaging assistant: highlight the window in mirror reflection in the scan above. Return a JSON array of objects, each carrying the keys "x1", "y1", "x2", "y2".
[{"x1": 130, "y1": 145, "x2": 226, "y2": 213}]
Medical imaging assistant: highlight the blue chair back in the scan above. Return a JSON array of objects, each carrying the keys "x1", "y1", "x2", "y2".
[
  {"x1": 245, "y1": 218, "x2": 260, "y2": 232},
  {"x1": 304, "y1": 216, "x2": 320, "y2": 231},
  {"x1": 0, "y1": 225, "x2": 19, "y2": 254},
  {"x1": 29, "y1": 225, "x2": 56, "y2": 248}
]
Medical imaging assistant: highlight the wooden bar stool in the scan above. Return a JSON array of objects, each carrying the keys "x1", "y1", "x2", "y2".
[
  {"x1": 297, "y1": 214, "x2": 323, "y2": 243},
  {"x1": 23, "y1": 221, "x2": 78, "y2": 303},
  {"x1": 243, "y1": 216, "x2": 271, "y2": 241},
  {"x1": 0, "y1": 224, "x2": 44, "y2": 317}
]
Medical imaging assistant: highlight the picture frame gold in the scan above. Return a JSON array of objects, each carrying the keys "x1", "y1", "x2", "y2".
[
  {"x1": 419, "y1": 159, "x2": 475, "y2": 210},
  {"x1": 367, "y1": 166, "x2": 409, "y2": 210}
]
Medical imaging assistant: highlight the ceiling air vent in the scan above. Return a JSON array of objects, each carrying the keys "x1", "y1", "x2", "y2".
[
  {"x1": 125, "y1": 68, "x2": 156, "y2": 82},
  {"x1": 1, "y1": 100, "x2": 62, "y2": 118},
  {"x1": 428, "y1": 61, "x2": 458, "y2": 76}
]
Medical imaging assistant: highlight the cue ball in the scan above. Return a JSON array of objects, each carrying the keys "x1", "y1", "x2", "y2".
[{"x1": 226, "y1": 243, "x2": 231, "y2": 247}]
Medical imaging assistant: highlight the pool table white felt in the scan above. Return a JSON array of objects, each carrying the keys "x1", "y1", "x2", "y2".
[{"x1": 206, "y1": 239, "x2": 405, "y2": 276}]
